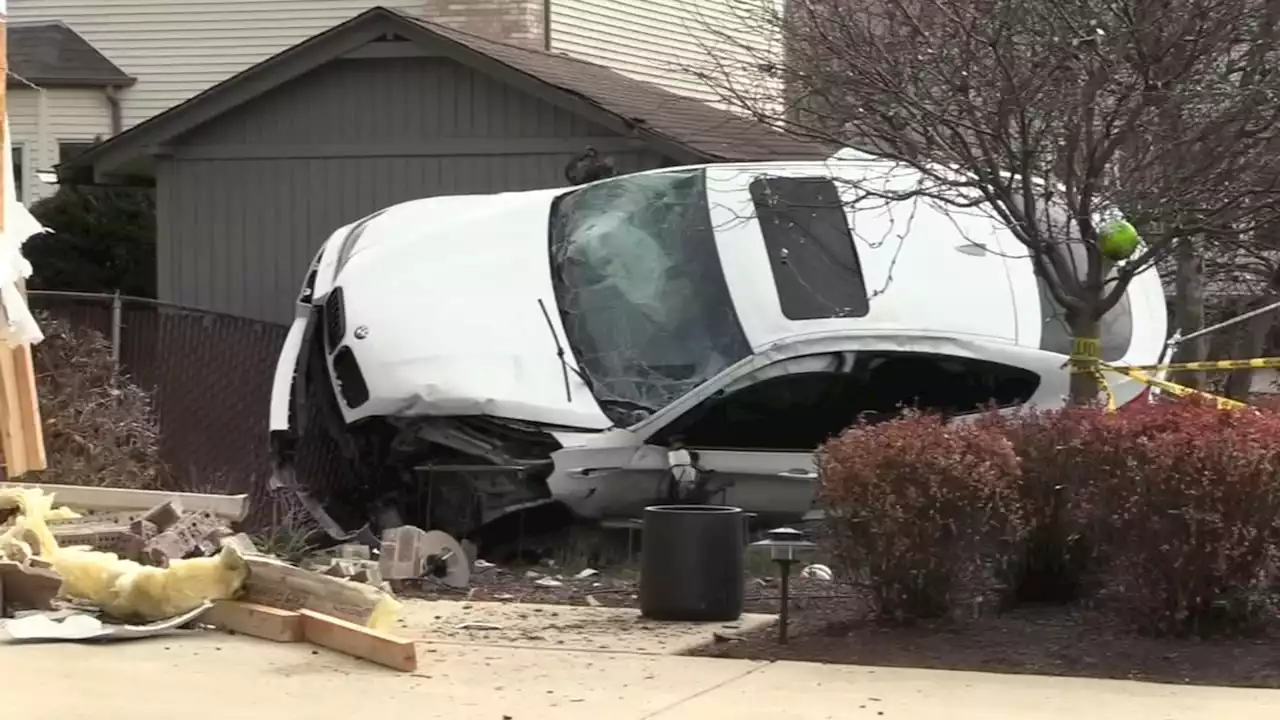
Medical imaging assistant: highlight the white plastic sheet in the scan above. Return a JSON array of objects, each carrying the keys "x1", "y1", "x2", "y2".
[{"x1": 0, "y1": 115, "x2": 46, "y2": 347}]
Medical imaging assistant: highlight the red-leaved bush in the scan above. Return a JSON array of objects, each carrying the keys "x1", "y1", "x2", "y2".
[
  {"x1": 977, "y1": 408, "x2": 1123, "y2": 602},
  {"x1": 822, "y1": 399, "x2": 1280, "y2": 634},
  {"x1": 1068, "y1": 400, "x2": 1280, "y2": 636},
  {"x1": 817, "y1": 412, "x2": 1027, "y2": 622}
]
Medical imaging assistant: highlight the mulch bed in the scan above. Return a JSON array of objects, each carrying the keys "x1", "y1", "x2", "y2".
[{"x1": 403, "y1": 563, "x2": 1280, "y2": 689}]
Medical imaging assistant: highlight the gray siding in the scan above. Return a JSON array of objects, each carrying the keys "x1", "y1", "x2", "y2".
[{"x1": 157, "y1": 56, "x2": 674, "y2": 324}]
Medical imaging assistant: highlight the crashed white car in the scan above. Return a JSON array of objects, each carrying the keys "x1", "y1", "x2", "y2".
[{"x1": 268, "y1": 156, "x2": 1168, "y2": 541}]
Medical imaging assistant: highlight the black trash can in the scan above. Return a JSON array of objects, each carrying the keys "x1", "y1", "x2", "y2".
[{"x1": 639, "y1": 504, "x2": 746, "y2": 622}]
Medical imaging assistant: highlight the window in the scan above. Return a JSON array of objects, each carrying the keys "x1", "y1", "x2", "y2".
[
  {"x1": 11, "y1": 146, "x2": 22, "y2": 204},
  {"x1": 652, "y1": 351, "x2": 1040, "y2": 450},
  {"x1": 749, "y1": 176, "x2": 870, "y2": 320},
  {"x1": 549, "y1": 169, "x2": 752, "y2": 426}
]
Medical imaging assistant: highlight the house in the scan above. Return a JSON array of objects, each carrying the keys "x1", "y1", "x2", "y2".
[
  {"x1": 59, "y1": 7, "x2": 821, "y2": 325},
  {"x1": 10, "y1": 0, "x2": 786, "y2": 204},
  {"x1": 8, "y1": 22, "x2": 135, "y2": 205}
]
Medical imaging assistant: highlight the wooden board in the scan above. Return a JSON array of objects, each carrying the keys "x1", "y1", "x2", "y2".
[
  {"x1": 200, "y1": 600, "x2": 304, "y2": 643},
  {"x1": 0, "y1": 482, "x2": 249, "y2": 521},
  {"x1": 298, "y1": 609, "x2": 418, "y2": 672},
  {"x1": 0, "y1": 343, "x2": 41, "y2": 477}
]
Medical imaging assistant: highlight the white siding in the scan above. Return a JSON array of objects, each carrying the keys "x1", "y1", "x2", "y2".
[
  {"x1": 9, "y1": 87, "x2": 113, "y2": 205},
  {"x1": 549, "y1": 0, "x2": 784, "y2": 112},
  {"x1": 9, "y1": 0, "x2": 424, "y2": 130}
]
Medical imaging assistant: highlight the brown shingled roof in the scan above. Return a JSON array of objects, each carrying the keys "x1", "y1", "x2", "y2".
[
  {"x1": 61, "y1": 6, "x2": 826, "y2": 183},
  {"x1": 9, "y1": 22, "x2": 134, "y2": 87},
  {"x1": 393, "y1": 9, "x2": 826, "y2": 162}
]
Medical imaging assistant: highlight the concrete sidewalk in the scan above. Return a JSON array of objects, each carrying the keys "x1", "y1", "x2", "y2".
[{"x1": 6, "y1": 632, "x2": 1279, "y2": 719}]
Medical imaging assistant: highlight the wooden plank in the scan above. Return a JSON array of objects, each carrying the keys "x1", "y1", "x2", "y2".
[
  {"x1": 12, "y1": 343, "x2": 45, "y2": 472},
  {"x1": 200, "y1": 600, "x2": 304, "y2": 643},
  {"x1": 298, "y1": 609, "x2": 418, "y2": 672},
  {"x1": 0, "y1": 341, "x2": 27, "y2": 476},
  {"x1": 0, "y1": 482, "x2": 249, "y2": 521}
]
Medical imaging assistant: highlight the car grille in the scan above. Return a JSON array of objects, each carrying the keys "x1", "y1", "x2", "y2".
[
  {"x1": 324, "y1": 287, "x2": 345, "y2": 353},
  {"x1": 332, "y1": 344, "x2": 370, "y2": 409}
]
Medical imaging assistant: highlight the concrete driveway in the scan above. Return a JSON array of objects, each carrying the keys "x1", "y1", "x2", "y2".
[{"x1": 6, "y1": 631, "x2": 1280, "y2": 719}]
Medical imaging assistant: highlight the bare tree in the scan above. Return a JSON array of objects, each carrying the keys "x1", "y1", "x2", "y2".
[{"x1": 694, "y1": 0, "x2": 1280, "y2": 403}]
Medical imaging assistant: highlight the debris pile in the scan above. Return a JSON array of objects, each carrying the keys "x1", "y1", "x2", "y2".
[{"x1": 0, "y1": 483, "x2": 419, "y2": 672}]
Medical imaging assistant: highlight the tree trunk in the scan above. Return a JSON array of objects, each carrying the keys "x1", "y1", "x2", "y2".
[
  {"x1": 1224, "y1": 296, "x2": 1276, "y2": 401},
  {"x1": 1172, "y1": 242, "x2": 1208, "y2": 390},
  {"x1": 1068, "y1": 315, "x2": 1103, "y2": 406}
]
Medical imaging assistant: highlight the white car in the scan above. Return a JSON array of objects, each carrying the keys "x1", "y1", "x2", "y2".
[{"x1": 268, "y1": 155, "x2": 1168, "y2": 541}]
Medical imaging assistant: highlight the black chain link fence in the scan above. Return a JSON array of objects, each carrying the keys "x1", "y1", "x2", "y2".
[{"x1": 28, "y1": 291, "x2": 356, "y2": 528}]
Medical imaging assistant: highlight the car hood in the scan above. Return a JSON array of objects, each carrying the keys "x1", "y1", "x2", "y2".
[{"x1": 324, "y1": 188, "x2": 611, "y2": 430}]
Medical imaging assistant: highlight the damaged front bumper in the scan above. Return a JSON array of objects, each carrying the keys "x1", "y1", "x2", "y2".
[{"x1": 268, "y1": 307, "x2": 567, "y2": 541}]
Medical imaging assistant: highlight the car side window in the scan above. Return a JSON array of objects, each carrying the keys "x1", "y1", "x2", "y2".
[{"x1": 651, "y1": 351, "x2": 1041, "y2": 451}]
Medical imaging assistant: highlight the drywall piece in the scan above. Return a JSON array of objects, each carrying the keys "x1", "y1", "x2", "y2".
[
  {"x1": 199, "y1": 600, "x2": 303, "y2": 643},
  {"x1": 240, "y1": 553, "x2": 401, "y2": 631},
  {"x1": 298, "y1": 609, "x2": 417, "y2": 672},
  {"x1": 0, "y1": 482, "x2": 249, "y2": 522},
  {"x1": 2, "y1": 602, "x2": 212, "y2": 642}
]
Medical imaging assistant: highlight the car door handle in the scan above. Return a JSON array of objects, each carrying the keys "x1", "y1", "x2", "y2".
[
  {"x1": 778, "y1": 469, "x2": 818, "y2": 480},
  {"x1": 567, "y1": 467, "x2": 622, "y2": 478}
]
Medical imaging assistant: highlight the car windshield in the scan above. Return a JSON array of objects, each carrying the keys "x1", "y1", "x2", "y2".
[{"x1": 549, "y1": 169, "x2": 753, "y2": 427}]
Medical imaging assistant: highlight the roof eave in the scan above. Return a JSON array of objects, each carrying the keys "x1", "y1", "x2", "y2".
[{"x1": 9, "y1": 76, "x2": 137, "y2": 88}]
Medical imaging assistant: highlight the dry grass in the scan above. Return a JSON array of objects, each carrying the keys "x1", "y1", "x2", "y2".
[{"x1": 11, "y1": 311, "x2": 167, "y2": 489}]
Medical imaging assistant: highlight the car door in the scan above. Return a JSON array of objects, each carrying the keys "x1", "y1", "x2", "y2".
[
  {"x1": 549, "y1": 338, "x2": 1046, "y2": 522},
  {"x1": 640, "y1": 355, "x2": 855, "y2": 523}
]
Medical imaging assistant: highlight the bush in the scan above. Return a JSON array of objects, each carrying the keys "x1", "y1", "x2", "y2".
[
  {"x1": 1071, "y1": 400, "x2": 1280, "y2": 636},
  {"x1": 829, "y1": 400, "x2": 1280, "y2": 636},
  {"x1": 983, "y1": 407, "x2": 1123, "y2": 603},
  {"x1": 28, "y1": 186, "x2": 157, "y2": 298},
  {"x1": 817, "y1": 412, "x2": 1027, "y2": 622}
]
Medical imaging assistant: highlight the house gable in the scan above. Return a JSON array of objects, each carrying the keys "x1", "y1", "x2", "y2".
[{"x1": 172, "y1": 51, "x2": 633, "y2": 159}]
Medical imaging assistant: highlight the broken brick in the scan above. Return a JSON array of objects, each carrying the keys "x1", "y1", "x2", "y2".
[
  {"x1": 0, "y1": 560, "x2": 63, "y2": 611},
  {"x1": 378, "y1": 526, "x2": 430, "y2": 580},
  {"x1": 349, "y1": 564, "x2": 382, "y2": 586},
  {"x1": 144, "y1": 510, "x2": 229, "y2": 566},
  {"x1": 51, "y1": 521, "x2": 148, "y2": 560},
  {"x1": 336, "y1": 543, "x2": 372, "y2": 561},
  {"x1": 219, "y1": 532, "x2": 260, "y2": 556},
  {"x1": 132, "y1": 499, "x2": 184, "y2": 536},
  {"x1": 323, "y1": 560, "x2": 357, "y2": 578},
  {"x1": 128, "y1": 519, "x2": 160, "y2": 542},
  {"x1": 48, "y1": 511, "x2": 140, "y2": 529},
  {"x1": 196, "y1": 526, "x2": 235, "y2": 556}
]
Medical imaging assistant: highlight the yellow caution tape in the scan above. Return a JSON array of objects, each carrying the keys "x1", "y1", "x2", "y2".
[
  {"x1": 1066, "y1": 338, "x2": 1116, "y2": 410},
  {"x1": 1098, "y1": 362, "x2": 1251, "y2": 411},
  {"x1": 1094, "y1": 356, "x2": 1280, "y2": 373},
  {"x1": 1064, "y1": 337, "x2": 1257, "y2": 411}
]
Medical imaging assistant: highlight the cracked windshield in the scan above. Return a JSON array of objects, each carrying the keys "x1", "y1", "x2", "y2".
[{"x1": 549, "y1": 169, "x2": 752, "y2": 426}]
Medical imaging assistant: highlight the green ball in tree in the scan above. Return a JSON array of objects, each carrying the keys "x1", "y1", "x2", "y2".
[{"x1": 1098, "y1": 219, "x2": 1140, "y2": 261}]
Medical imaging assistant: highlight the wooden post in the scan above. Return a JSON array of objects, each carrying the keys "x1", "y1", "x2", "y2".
[
  {"x1": 1, "y1": 1, "x2": 7, "y2": 242},
  {"x1": 0, "y1": 4, "x2": 47, "y2": 478}
]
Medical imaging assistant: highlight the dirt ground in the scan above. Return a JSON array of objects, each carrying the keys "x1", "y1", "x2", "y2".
[{"x1": 404, "y1": 562, "x2": 1280, "y2": 689}]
